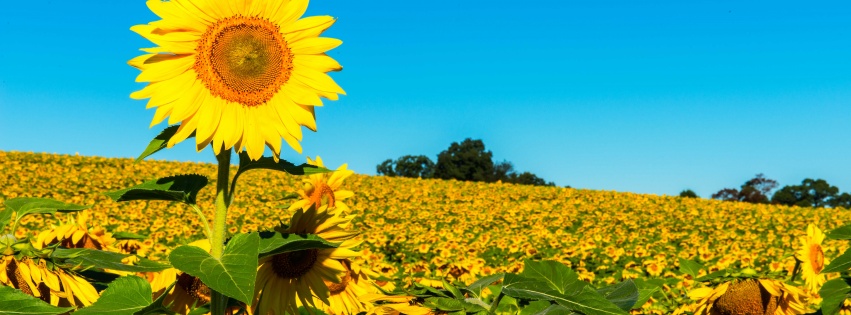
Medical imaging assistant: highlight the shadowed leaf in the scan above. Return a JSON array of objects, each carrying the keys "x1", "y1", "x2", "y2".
[
  {"x1": 0, "y1": 285, "x2": 73, "y2": 315},
  {"x1": 169, "y1": 233, "x2": 259, "y2": 305},
  {"x1": 104, "y1": 175, "x2": 208, "y2": 205},
  {"x1": 73, "y1": 276, "x2": 152, "y2": 315}
]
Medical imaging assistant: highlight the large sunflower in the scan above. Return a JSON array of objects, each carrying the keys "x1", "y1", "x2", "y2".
[
  {"x1": 313, "y1": 259, "x2": 377, "y2": 315},
  {"x1": 32, "y1": 210, "x2": 115, "y2": 251},
  {"x1": 289, "y1": 156, "x2": 355, "y2": 213},
  {"x1": 0, "y1": 255, "x2": 99, "y2": 307},
  {"x1": 688, "y1": 278, "x2": 806, "y2": 315},
  {"x1": 796, "y1": 224, "x2": 827, "y2": 292},
  {"x1": 253, "y1": 205, "x2": 360, "y2": 315},
  {"x1": 130, "y1": 0, "x2": 345, "y2": 160}
]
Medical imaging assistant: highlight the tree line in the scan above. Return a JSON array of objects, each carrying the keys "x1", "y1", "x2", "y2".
[
  {"x1": 377, "y1": 138, "x2": 555, "y2": 186},
  {"x1": 679, "y1": 173, "x2": 851, "y2": 209}
]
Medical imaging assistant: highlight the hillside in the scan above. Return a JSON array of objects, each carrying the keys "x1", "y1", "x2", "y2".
[{"x1": 1, "y1": 151, "x2": 848, "y2": 311}]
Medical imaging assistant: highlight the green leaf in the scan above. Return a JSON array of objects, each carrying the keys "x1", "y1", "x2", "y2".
[
  {"x1": 235, "y1": 151, "x2": 331, "y2": 177},
  {"x1": 0, "y1": 206, "x2": 12, "y2": 231},
  {"x1": 631, "y1": 279, "x2": 662, "y2": 309},
  {"x1": 827, "y1": 223, "x2": 851, "y2": 240},
  {"x1": 677, "y1": 258, "x2": 704, "y2": 278},
  {"x1": 464, "y1": 273, "x2": 504, "y2": 298},
  {"x1": 112, "y1": 232, "x2": 149, "y2": 240},
  {"x1": 4, "y1": 198, "x2": 91, "y2": 231},
  {"x1": 131, "y1": 282, "x2": 177, "y2": 315},
  {"x1": 257, "y1": 231, "x2": 338, "y2": 258},
  {"x1": 104, "y1": 175, "x2": 208, "y2": 205},
  {"x1": 169, "y1": 232, "x2": 260, "y2": 305},
  {"x1": 0, "y1": 285, "x2": 73, "y2": 315},
  {"x1": 596, "y1": 280, "x2": 639, "y2": 311},
  {"x1": 52, "y1": 248, "x2": 171, "y2": 272},
  {"x1": 695, "y1": 269, "x2": 726, "y2": 282},
  {"x1": 518, "y1": 300, "x2": 552, "y2": 315},
  {"x1": 443, "y1": 280, "x2": 463, "y2": 299},
  {"x1": 424, "y1": 297, "x2": 487, "y2": 312},
  {"x1": 819, "y1": 277, "x2": 851, "y2": 315},
  {"x1": 532, "y1": 304, "x2": 574, "y2": 315},
  {"x1": 501, "y1": 274, "x2": 628, "y2": 315},
  {"x1": 73, "y1": 276, "x2": 152, "y2": 315},
  {"x1": 824, "y1": 247, "x2": 851, "y2": 274},
  {"x1": 520, "y1": 259, "x2": 585, "y2": 295},
  {"x1": 136, "y1": 125, "x2": 193, "y2": 162}
]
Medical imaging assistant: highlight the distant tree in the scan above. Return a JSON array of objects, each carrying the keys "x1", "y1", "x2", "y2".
[
  {"x1": 376, "y1": 155, "x2": 435, "y2": 178},
  {"x1": 491, "y1": 160, "x2": 514, "y2": 182},
  {"x1": 712, "y1": 174, "x2": 777, "y2": 204},
  {"x1": 679, "y1": 189, "x2": 698, "y2": 198},
  {"x1": 507, "y1": 172, "x2": 555, "y2": 186},
  {"x1": 434, "y1": 138, "x2": 495, "y2": 182},
  {"x1": 772, "y1": 178, "x2": 842, "y2": 208},
  {"x1": 832, "y1": 192, "x2": 851, "y2": 209}
]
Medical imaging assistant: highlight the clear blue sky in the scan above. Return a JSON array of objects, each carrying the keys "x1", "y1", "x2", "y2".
[{"x1": 1, "y1": 0, "x2": 850, "y2": 197}]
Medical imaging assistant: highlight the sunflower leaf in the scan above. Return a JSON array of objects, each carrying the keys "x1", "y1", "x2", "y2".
[
  {"x1": 530, "y1": 304, "x2": 574, "y2": 315},
  {"x1": 235, "y1": 151, "x2": 330, "y2": 177},
  {"x1": 519, "y1": 259, "x2": 585, "y2": 295},
  {"x1": 501, "y1": 274, "x2": 628, "y2": 315},
  {"x1": 52, "y1": 248, "x2": 171, "y2": 272},
  {"x1": 4, "y1": 198, "x2": 91, "y2": 232},
  {"x1": 73, "y1": 276, "x2": 152, "y2": 315},
  {"x1": 824, "y1": 247, "x2": 851, "y2": 274},
  {"x1": 0, "y1": 285, "x2": 73, "y2": 315},
  {"x1": 818, "y1": 277, "x2": 851, "y2": 315},
  {"x1": 595, "y1": 280, "x2": 639, "y2": 311},
  {"x1": 112, "y1": 231, "x2": 149, "y2": 240},
  {"x1": 464, "y1": 273, "x2": 504, "y2": 298},
  {"x1": 169, "y1": 232, "x2": 260, "y2": 305},
  {"x1": 827, "y1": 223, "x2": 851, "y2": 240},
  {"x1": 257, "y1": 231, "x2": 338, "y2": 258},
  {"x1": 136, "y1": 125, "x2": 194, "y2": 162},
  {"x1": 631, "y1": 279, "x2": 662, "y2": 310},
  {"x1": 104, "y1": 175, "x2": 208, "y2": 205},
  {"x1": 677, "y1": 258, "x2": 704, "y2": 278}
]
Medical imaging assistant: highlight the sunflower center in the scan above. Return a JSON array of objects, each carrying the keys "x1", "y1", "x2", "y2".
[
  {"x1": 713, "y1": 280, "x2": 777, "y2": 315},
  {"x1": 308, "y1": 182, "x2": 336, "y2": 209},
  {"x1": 811, "y1": 244, "x2": 825, "y2": 274},
  {"x1": 177, "y1": 273, "x2": 211, "y2": 304},
  {"x1": 271, "y1": 249, "x2": 318, "y2": 279},
  {"x1": 195, "y1": 15, "x2": 293, "y2": 107}
]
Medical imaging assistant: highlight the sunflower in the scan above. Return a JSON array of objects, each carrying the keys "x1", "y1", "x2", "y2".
[
  {"x1": 130, "y1": 0, "x2": 345, "y2": 160},
  {"x1": 688, "y1": 278, "x2": 806, "y2": 315},
  {"x1": 796, "y1": 224, "x2": 827, "y2": 292},
  {"x1": 289, "y1": 156, "x2": 355, "y2": 213},
  {"x1": 32, "y1": 210, "x2": 115, "y2": 250},
  {"x1": 142, "y1": 239, "x2": 211, "y2": 314},
  {"x1": 253, "y1": 205, "x2": 360, "y2": 315},
  {"x1": 840, "y1": 299, "x2": 851, "y2": 315},
  {"x1": 313, "y1": 259, "x2": 378, "y2": 315},
  {"x1": 0, "y1": 255, "x2": 99, "y2": 307}
]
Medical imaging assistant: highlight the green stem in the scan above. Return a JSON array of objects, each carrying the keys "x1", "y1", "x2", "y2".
[
  {"x1": 790, "y1": 257, "x2": 802, "y2": 282},
  {"x1": 488, "y1": 291, "x2": 504, "y2": 314},
  {"x1": 210, "y1": 149, "x2": 232, "y2": 315},
  {"x1": 189, "y1": 204, "x2": 212, "y2": 241}
]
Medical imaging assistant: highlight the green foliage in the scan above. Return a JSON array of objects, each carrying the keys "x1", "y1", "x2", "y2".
[
  {"x1": 464, "y1": 273, "x2": 505, "y2": 298},
  {"x1": 712, "y1": 173, "x2": 777, "y2": 204},
  {"x1": 677, "y1": 258, "x2": 704, "y2": 278},
  {"x1": 104, "y1": 175, "x2": 208, "y2": 205},
  {"x1": 257, "y1": 231, "x2": 338, "y2": 258},
  {"x1": 678, "y1": 189, "x2": 698, "y2": 198},
  {"x1": 72, "y1": 276, "x2": 153, "y2": 315},
  {"x1": 0, "y1": 285, "x2": 73, "y2": 315},
  {"x1": 169, "y1": 233, "x2": 260, "y2": 305},
  {"x1": 595, "y1": 280, "x2": 639, "y2": 312},
  {"x1": 136, "y1": 125, "x2": 190, "y2": 163},
  {"x1": 431, "y1": 139, "x2": 553, "y2": 186},
  {"x1": 828, "y1": 223, "x2": 851, "y2": 240},
  {"x1": 376, "y1": 155, "x2": 435, "y2": 178},
  {"x1": 52, "y1": 248, "x2": 171, "y2": 273},
  {"x1": 772, "y1": 178, "x2": 847, "y2": 208},
  {"x1": 819, "y1": 277, "x2": 851, "y2": 315},
  {"x1": 823, "y1": 247, "x2": 851, "y2": 274},
  {"x1": 3, "y1": 198, "x2": 91, "y2": 233}
]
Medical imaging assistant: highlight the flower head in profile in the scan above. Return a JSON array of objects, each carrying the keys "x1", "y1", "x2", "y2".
[
  {"x1": 0, "y1": 255, "x2": 99, "y2": 307},
  {"x1": 32, "y1": 210, "x2": 115, "y2": 251},
  {"x1": 289, "y1": 156, "x2": 355, "y2": 213},
  {"x1": 130, "y1": 0, "x2": 345, "y2": 160},
  {"x1": 796, "y1": 224, "x2": 827, "y2": 292}
]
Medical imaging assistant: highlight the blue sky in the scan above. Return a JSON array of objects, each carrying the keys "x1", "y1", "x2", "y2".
[{"x1": 1, "y1": 0, "x2": 850, "y2": 197}]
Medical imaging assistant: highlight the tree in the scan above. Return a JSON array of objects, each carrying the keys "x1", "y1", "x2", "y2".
[
  {"x1": 832, "y1": 193, "x2": 851, "y2": 209},
  {"x1": 376, "y1": 155, "x2": 435, "y2": 178},
  {"x1": 771, "y1": 178, "x2": 842, "y2": 208},
  {"x1": 679, "y1": 189, "x2": 698, "y2": 198},
  {"x1": 491, "y1": 160, "x2": 514, "y2": 182},
  {"x1": 711, "y1": 174, "x2": 777, "y2": 204},
  {"x1": 507, "y1": 172, "x2": 554, "y2": 186},
  {"x1": 433, "y1": 138, "x2": 495, "y2": 182}
]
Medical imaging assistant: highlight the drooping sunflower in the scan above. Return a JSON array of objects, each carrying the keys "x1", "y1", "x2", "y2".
[
  {"x1": 143, "y1": 239, "x2": 212, "y2": 314},
  {"x1": 32, "y1": 210, "x2": 115, "y2": 251},
  {"x1": 130, "y1": 0, "x2": 345, "y2": 160},
  {"x1": 796, "y1": 224, "x2": 827, "y2": 292},
  {"x1": 253, "y1": 205, "x2": 360, "y2": 315},
  {"x1": 313, "y1": 259, "x2": 378, "y2": 315},
  {"x1": 688, "y1": 278, "x2": 807, "y2": 315},
  {"x1": 289, "y1": 156, "x2": 355, "y2": 213},
  {"x1": 0, "y1": 255, "x2": 99, "y2": 307}
]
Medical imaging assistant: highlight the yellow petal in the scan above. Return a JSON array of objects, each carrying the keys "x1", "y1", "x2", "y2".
[{"x1": 289, "y1": 37, "x2": 342, "y2": 55}]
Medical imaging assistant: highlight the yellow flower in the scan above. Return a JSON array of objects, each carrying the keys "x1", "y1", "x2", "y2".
[
  {"x1": 289, "y1": 156, "x2": 355, "y2": 213},
  {"x1": 32, "y1": 210, "x2": 115, "y2": 250},
  {"x1": 313, "y1": 259, "x2": 378, "y2": 315},
  {"x1": 796, "y1": 224, "x2": 827, "y2": 292},
  {"x1": 688, "y1": 278, "x2": 806, "y2": 315},
  {"x1": 143, "y1": 239, "x2": 211, "y2": 314},
  {"x1": 840, "y1": 299, "x2": 851, "y2": 315},
  {"x1": 254, "y1": 206, "x2": 360, "y2": 315},
  {"x1": 0, "y1": 255, "x2": 99, "y2": 307},
  {"x1": 130, "y1": 0, "x2": 345, "y2": 160}
]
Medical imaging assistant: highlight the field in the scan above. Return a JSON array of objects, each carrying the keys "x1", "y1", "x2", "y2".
[{"x1": 2, "y1": 151, "x2": 848, "y2": 313}]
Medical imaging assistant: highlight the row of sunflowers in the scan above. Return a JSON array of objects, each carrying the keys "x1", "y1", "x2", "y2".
[{"x1": 3, "y1": 151, "x2": 851, "y2": 314}]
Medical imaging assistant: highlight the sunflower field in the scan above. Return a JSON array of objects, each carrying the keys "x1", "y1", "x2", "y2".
[{"x1": 3, "y1": 150, "x2": 851, "y2": 314}]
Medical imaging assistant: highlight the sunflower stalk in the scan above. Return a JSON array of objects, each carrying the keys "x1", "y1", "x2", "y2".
[{"x1": 211, "y1": 149, "x2": 232, "y2": 315}]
